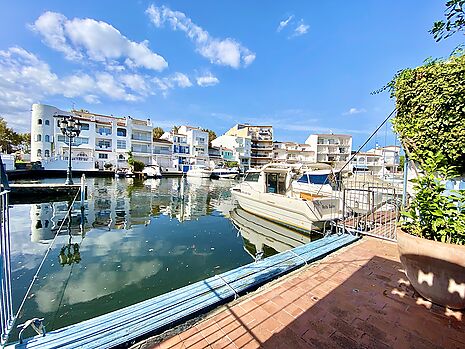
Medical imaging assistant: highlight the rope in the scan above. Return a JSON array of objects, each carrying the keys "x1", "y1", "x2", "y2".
[{"x1": 10, "y1": 189, "x2": 81, "y2": 334}]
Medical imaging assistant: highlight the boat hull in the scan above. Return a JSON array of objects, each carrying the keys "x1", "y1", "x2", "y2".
[{"x1": 232, "y1": 189, "x2": 340, "y2": 233}]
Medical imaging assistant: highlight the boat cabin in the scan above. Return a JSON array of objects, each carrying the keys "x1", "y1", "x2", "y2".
[
  {"x1": 243, "y1": 165, "x2": 294, "y2": 195},
  {"x1": 295, "y1": 170, "x2": 342, "y2": 191}
]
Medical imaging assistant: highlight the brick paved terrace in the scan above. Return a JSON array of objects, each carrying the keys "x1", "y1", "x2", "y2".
[{"x1": 138, "y1": 237, "x2": 465, "y2": 349}]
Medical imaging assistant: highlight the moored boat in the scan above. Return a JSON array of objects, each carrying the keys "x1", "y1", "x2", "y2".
[
  {"x1": 211, "y1": 167, "x2": 239, "y2": 180},
  {"x1": 142, "y1": 165, "x2": 162, "y2": 178},
  {"x1": 231, "y1": 164, "x2": 342, "y2": 233},
  {"x1": 186, "y1": 165, "x2": 212, "y2": 178}
]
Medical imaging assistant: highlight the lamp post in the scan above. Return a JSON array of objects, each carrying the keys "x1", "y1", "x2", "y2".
[{"x1": 58, "y1": 115, "x2": 82, "y2": 185}]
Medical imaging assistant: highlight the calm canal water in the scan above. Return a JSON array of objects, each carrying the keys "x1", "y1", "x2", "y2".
[{"x1": 8, "y1": 176, "x2": 320, "y2": 340}]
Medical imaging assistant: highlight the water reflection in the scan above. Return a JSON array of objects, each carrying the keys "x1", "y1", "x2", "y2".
[
  {"x1": 230, "y1": 208, "x2": 323, "y2": 260},
  {"x1": 10, "y1": 177, "x2": 248, "y2": 338},
  {"x1": 10, "y1": 178, "x2": 319, "y2": 341}
]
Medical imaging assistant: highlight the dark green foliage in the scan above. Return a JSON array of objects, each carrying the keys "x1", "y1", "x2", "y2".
[
  {"x1": 152, "y1": 127, "x2": 164, "y2": 140},
  {"x1": 202, "y1": 128, "x2": 217, "y2": 146},
  {"x1": 391, "y1": 54, "x2": 465, "y2": 175},
  {"x1": 401, "y1": 156, "x2": 465, "y2": 244},
  {"x1": 132, "y1": 160, "x2": 145, "y2": 172},
  {"x1": 0, "y1": 117, "x2": 30, "y2": 153},
  {"x1": 430, "y1": 0, "x2": 465, "y2": 41}
]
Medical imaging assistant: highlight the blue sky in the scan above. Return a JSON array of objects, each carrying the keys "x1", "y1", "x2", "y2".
[{"x1": 0, "y1": 1, "x2": 462, "y2": 147}]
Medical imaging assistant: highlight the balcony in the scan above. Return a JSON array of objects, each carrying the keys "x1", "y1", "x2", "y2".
[
  {"x1": 96, "y1": 145, "x2": 112, "y2": 151},
  {"x1": 132, "y1": 146, "x2": 151, "y2": 154},
  {"x1": 131, "y1": 134, "x2": 151, "y2": 142}
]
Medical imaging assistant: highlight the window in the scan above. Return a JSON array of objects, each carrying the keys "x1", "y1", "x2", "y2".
[
  {"x1": 118, "y1": 154, "x2": 125, "y2": 160},
  {"x1": 98, "y1": 153, "x2": 108, "y2": 159},
  {"x1": 117, "y1": 140, "x2": 126, "y2": 149},
  {"x1": 244, "y1": 172, "x2": 259, "y2": 182},
  {"x1": 97, "y1": 126, "x2": 112, "y2": 135},
  {"x1": 45, "y1": 120, "x2": 50, "y2": 126},
  {"x1": 80, "y1": 123, "x2": 89, "y2": 130},
  {"x1": 45, "y1": 135, "x2": 50, "y2": 142},
  {"x1": 44, "y1": 150, "x2": 50, "y2": 157},
  {"x1": 37, "y1": 149, "x2": 42, "y2": 157},
  {"x1": 38, "y1": 119, "x2": 42, "y2": 125},
  {"x1": 36, "y1": 134, "x2": 42, "y2": 142},
  {"x1": 117, "y1": 128, "x2": 127, "y2": 137},
  {"x1": 97, "y1": 140, "x2": 111, "y2": 149}
]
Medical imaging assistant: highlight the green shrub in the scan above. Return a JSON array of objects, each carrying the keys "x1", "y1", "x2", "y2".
[
  {"x1": 132, "y1": 160, "x2": 145, "y2": 172},
  {"x1": 391, "y1": 54, "x2": 465, "y2": 175},
  {"x1": 401, "y1": 155, "x2": 465, "y2": 244}
]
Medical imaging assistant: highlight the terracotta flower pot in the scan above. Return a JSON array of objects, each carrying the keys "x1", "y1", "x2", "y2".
[{"x1": 397, "y1": 230, "x2": 465, "y2": 309}]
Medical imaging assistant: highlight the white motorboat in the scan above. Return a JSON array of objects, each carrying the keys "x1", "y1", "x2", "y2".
[
  {"x1": 231, "y1": 164, "x2": 342, "y2": 233},
  {"x1": 142, "y1": 165, "x2": 162, "y2": 178},
  {"x1": 211, "y1": 167, "x2": 239, "y2": 180},
  {"x1": 186, "y1": 165, "x2": 212, "y2": 178}
]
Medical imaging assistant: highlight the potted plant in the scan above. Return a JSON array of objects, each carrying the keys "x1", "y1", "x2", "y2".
[{"x1": 390, "y1": 52, "x2": 465, "y2": 309}]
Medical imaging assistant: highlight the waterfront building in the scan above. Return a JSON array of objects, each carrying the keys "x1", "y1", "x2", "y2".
[
  {"x1": 368, "y1": 145, "x2": 401, "y2": 173},
  {"x1": 208, "y1": 147, "x2": 222, "y2": 168},
  {"x1": 178, "y1": 125, "x2": 209, "y2": 167},
  {"x1": 160, "y1": 125, "x2": 209, "y2": 170},
  {"x1": 211, "y1": 134, "x2": 252, "y2": 171},
  {"x1": 272, "y1": 142, "x2": 316, "y2": 164},
  {"x1": 152, "y1": 139, "x2": 173, "y2": 170},
  {"x1": 305, "y1": 133, "x2": 352, "y2": 168},
  {"x1": 31, "y1": 104, "x2": 153, "y2": 170},
  {"x1": 351, "y1": 152, "x2": 384, "y2": 174},
  {"x1": 224, "y1": 124, "x2": 272, "y2": 168}
]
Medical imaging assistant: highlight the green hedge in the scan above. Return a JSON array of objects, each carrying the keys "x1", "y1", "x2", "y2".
[{"x1": 391, "y1": 54, "x2": 465, "y2": 175}]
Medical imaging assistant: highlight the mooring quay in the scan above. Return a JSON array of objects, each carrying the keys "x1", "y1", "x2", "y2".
[{"x1": 5, "y1": 234, "x2": 358, "y2": 349}]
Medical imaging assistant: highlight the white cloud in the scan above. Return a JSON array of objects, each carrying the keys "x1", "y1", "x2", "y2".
[
  {"x1": 171, "y1": 72, "x2": 192, "y2": 88},
  {"x1": 146, "y1": 4, "x2": 255, "y2": 69},
  {"x1": 196, "y1": 73, "x2": 219, "y2": 87},
  {"x1": 30, "y1": 11, "x2": 168, "y2": 71},
  {"x1": 152, "y1": 72, "x2": 193, "y2": 96},
  {"x1": 277, "y1": 15, "x2": 294, "y2": 32},
  {"x1": 0, "y1": 47, "x2": 173, "y2": 130},
  {"x1": 293, "y1": 22, "x2": 309, "y2": 37},
  {"x1": 343, "y1": 107, "x2": 367, "y2": 115}
]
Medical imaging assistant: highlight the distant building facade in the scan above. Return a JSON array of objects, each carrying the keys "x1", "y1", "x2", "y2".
[
  {"x1": 211, "y1": 134, "x2": 251, "y2": 171},
  {"x1": 272, "y1": 142, "x2": 315, "y2": 164},
  {"x1": 160, "y1": 125, "x2": 209, "y2": 170},
  {"x1": 305, "y1": 134, "x2": 352, "y2": 168},
  {"x1": 224, "y1": 124, "x2": 272, "y2": 168},
  {"x1": 31, "y1": 104, "x2": 153, "y2": 170}
]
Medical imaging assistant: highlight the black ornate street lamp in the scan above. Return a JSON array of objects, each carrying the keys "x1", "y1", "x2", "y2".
[{"x1": 58, "y1": 115, "x2": 82, "y2": 185}]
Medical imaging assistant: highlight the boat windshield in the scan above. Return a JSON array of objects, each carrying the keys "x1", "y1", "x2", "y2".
[
  {"x1": 297, "y1": 172, "x2": 341, "y2": 190},
  {"x1": 244, "y1": 172, "x2": 260, "y2": 182}
]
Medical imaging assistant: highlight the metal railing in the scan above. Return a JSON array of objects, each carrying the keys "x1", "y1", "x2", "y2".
[
  {"x1": 325, "y1": 175, "x2": 402, "y2": 241},
  {"x1": 0, "y1": 156, "x2": 13, "y2": 345}
]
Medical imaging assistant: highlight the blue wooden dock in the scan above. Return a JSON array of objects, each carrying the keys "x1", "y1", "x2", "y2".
[{"x1": 6, "y1": 233, "x2": 359, "y2": 349}]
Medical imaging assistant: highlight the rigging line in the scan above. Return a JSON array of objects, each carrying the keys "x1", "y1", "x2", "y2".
[
  {"x1": 338, "y1": 108, "x2": 396, "y2": 174},
  {"x1": 10, "y1": 189, "x2": 81, "y2": 333}
]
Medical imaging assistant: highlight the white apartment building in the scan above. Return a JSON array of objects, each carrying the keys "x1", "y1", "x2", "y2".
[
  {"x1": 351, "y1": 152, "x2": 384, "y2": 174},
  {"x1": 160, "y1": 125, "x2": 209, "y2": 171},
  {"x1": 31, "y1": 104, "x2": 153, "y2": 170},
  {"x1": 272, "y1": 142, "x2": 316, "y2": 164},
  {"x1": 225, "y1": 124, "x2": 273, "y2": 168},
  {"x1": 178, "y1": 126, "x2": 209, "y2": 166},
  {"x1": 305, "y1": 134, "x2": 352, "y2": 168},
  {"x1": 211, "y1": 135, "x2": 251, "y2": 171},
  {"x1": 152, "y1": 139, "x2": 173, "y2": 170},
  {"x1": 369, "y1": 145, "x2": 401, "y2": 172}
]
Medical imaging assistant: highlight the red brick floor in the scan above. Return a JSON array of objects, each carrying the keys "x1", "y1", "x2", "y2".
[{"x1": 150, "y1": 237, "x2": 465, "y2": 349}]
